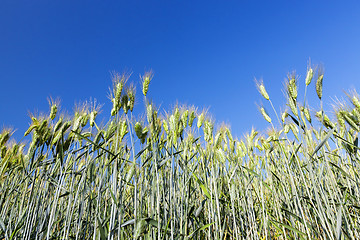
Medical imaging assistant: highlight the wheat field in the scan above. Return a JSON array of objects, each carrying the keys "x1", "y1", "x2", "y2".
[{"x1": 1, "y1": 66, "x2": 360, "y2": 239}]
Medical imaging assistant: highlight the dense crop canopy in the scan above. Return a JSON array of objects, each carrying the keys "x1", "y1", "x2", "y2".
[{"x1": 1, "y1": 66, "x2": 360, "y2": 239}]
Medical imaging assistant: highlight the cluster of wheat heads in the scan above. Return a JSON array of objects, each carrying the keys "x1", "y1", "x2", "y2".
[{"x1": 1, "y1": 66, "x2": 360, "y2": 239}]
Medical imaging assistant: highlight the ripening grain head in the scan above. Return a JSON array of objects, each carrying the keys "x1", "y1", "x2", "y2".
[{"x1": 255, "y1": 78, "x2": 270, "y2": 101}]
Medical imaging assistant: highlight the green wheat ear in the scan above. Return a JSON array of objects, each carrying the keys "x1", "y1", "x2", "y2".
[
  {"x1": 303, "y1": 106, "x2": 311, "y2": 123},
  {"x1": 141, "y1": 70, "x2": 153, "y2": 97},
  {"x1": 47, "y1": 97, "x2": 60, "y2": 120},
  {"x1": 188, "y1": 110, "x2": 196, "y2": 127},
  {"x1": 134, "y1": 122, "x2": 143, "y2": 139},
  {"x1": 347, "y1": 90, "x2": 360, "y2": 114},
  {"x1": 127, "y1": 84, "x2": 136, "y2": 112},
  {"x1": 109, "y1": 71, "x2": 127, "y2": 116},
  {"x1": 260, "y1": 106, "x2": 272, "y2": 123},
  {"x1": 197, "y1": 112, "x2": 205, "y2": 128},
  {"x1": 255, "y1": 78, "x2": 270, "y2": 101},
  {"x1": 305, "y1": 67, "x2": 314, "y2": 86},
  {"x1": 121, "y1": 94, "x2": 129, "y2": 114},
  {"x1": 0, "y1": 128, "x2": 12, "y2": 147},
  {"x1": 287, "y1": 72, "x2": 298, "y2": 100},
  {"x1": 316, "y1": 67, "x2": 324, "y2": 100},
  {"x1": 119, "y1": 120, "x2": 128, "y2": 142}
]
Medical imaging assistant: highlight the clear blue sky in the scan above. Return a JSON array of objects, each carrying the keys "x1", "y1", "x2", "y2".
[{"x1": 1, "y1": 0, "x2": 360, "y2": 141}]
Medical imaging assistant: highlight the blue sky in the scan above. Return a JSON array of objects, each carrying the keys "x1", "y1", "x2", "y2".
[{"x1": 1, "y1": 1, "x2": 360, "y2": 141}]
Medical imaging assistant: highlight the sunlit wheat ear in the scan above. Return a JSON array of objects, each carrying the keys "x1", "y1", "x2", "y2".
[
  {"x1": 73, "y1": 101, "x2": 90, "y2": 122},
  {"x1": 255, "y1": 78, "x2": 270, "y2": 100},
  {"x1": 0, "y1": 145, "x2": 7, "y2": 159},
  {"x1": 214, "y1": 130, "x2": 223, "y2": 149},
  {"x1": 141, "y1": 70, "x2": 153, "y2": 97},
  {"x1": 146, "y1": 103, "x2": 153, "y2": 124},
  {"x1": 134, "y1": 121, "x2": 148, "y2": 144},
  {"x1": 333, "y1": 100, "x2": 347, "y2": 128},
  {"x1": 87, "y1": 98, "x2": 102, "y2": 127},
  {"x1": 346, "y1": 90, "x2": 360, "y2": 115},
  {"x1": 125, "y1": 162, "x2": 136, "y2": 183},
  {"x1": 351, "y1": 107, "x2": 360, "y2": 123},
  {"x1": 112, "y1": 72, "x2": 126, "y2": 113},
  {"x1": 300, "y1": 105, "x2": 311, "y2": 124},
  {"x1": 120, "y1": 94, "x2": 129, "y2": 114},
  {"x1": 259, "y1": 105, "x2": 272, "y2": 123},
  {"x1": 341, "y1": 111, "x2": 360, "y2": 131},
  {"x1": 0, "y1": 128, "x2": 13, "y2": 147},
  {"x1": 72, "y1": 115, "x2": 82, "y2": 132},
  {"x1": 303, "y1": 106, "x2": 312, "y2": 123},
  {"x1": 287, "y1": 72, "x2": 298, "y2": 100},
  {"x1": 104, "y1": 120, "x2": 117, "y2": 140},
  {"x1": 288, "y1": 95, "x2": 298, "y2": 117},
  {"x1": 335, "y1": 109, "x2": 346, "y2": 129},
  {"x1": 281, "y1": 109, "x2": 288, "y2": 123},
  {"x1": 127, "y1": 84, "x2": 136, "y2": 112},
  {"x1": 197, "y1": 112, "x2": 205, "y2": 128},
  {"x1": 244, "y1": 128, "x2": 258, "y2": 153},
  {"x1": 119, "y1": 120, "x2": 128, "y2": 142},
  {"x1": 134, "y1": 122, "x2": 143, "y2": 140},
  {"x1": 316, "y1": 67, "x2": 324, "y2": 100},
  {"x1": 288, "y1": 123, "x2": 299, "y2": 139},
  {"x1": 203, "y1": 119, "x2": 214, "y2": 143},
  {"x1": 50, "y1": 104, "x2": 57, "y2": 120},
  {"x1": 181, "y1": 109, "x2": 189, "y2": 129},
  {"x1": 24, "y1": 122, "x2": 37, "y2": 136},
  {"x1": 188, "y1": 109, "x2": 196, "y2": 127},
  {"x1": 223, "y1": 126, "x2": 235, "y2": 152},
  {"x1": 214, "y1": 125, "x2": 227, "y2": 149},
  {"x1": 80, "y1": 112, "x2": 89, "y2": 127},
  {"x1": 315, "y1": 111, "x2": 335, "y2": 129},
  {"x1": 24, "y1": 114, "x2": 39, "y2": 137},
  {"x1": 140, "y1": 127, "x2": 149, "y2": 144},
  {"x1": 47, "y1": 97, "x2": 60, "y2": 120},
  {"x1": 283, "y1": 123, "x2": 290, "y2": 134},
  {"x1": 235, "y1": 140, "x2": 246, "y2": 158},
  {"x1": 257, "y1": 136, "x2": 267, "y2": 150},
  {"x1": 305, "y1": 66, "x2": 314, "y2": 86},
  {"x1": 89, "y1": 111, "x2": 97, "y2": 128},
  {"x1": 51, "y1": 119, "x2": 70, "y2": 147},
  {"x1": 153, "y1": 111, "x2": 162, "y2": 136},
  {"x1": 162, "y1": 119, "x2": 170, "y2": 135},
  {"x1": 174, "y1": 106, "x2": 180, "y2": 121}
]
